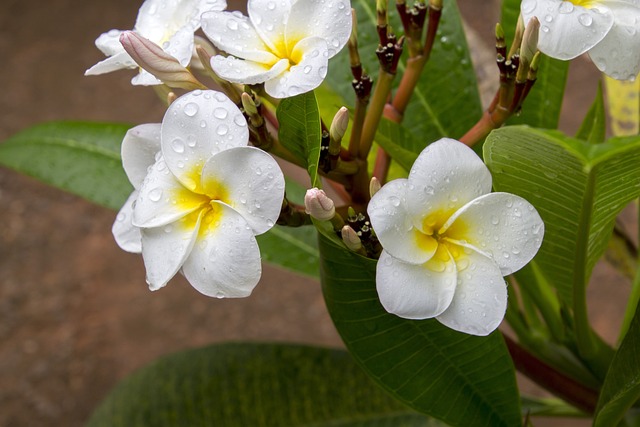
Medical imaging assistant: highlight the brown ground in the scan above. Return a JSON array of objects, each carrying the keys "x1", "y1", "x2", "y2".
[{"x1": 0, "y1": 1, "x2": 630, "y2": 426}]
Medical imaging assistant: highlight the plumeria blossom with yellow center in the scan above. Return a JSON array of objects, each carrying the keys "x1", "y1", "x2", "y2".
[
  {"x1": 367, "y1": 138, "x2": 544, "y2": 336},
  {"x1": 85, "y1": 0, "x2": 226, "y2": 85},
  {"x1": 521, "y1": 0, "x2": 640, "y2": 80},
  {"x1": 201, "y1": 0, "x2": 352, "y2": 98},
  {"x1": 112, "y1": 90, "x2": 285, "y2": 297}
]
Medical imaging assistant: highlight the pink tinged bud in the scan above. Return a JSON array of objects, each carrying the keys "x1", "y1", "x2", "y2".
[
  {"x1": 119, "y1": 31, "x2": 205, "y2": 90},
  {"x1": 341, "y1": 225, "x2": 363, "y2": 252},
  {"x1": 521, "y1": 17, "x2": 540, "y2": 65},
  {"x1": 304, "y1": 188, "x2": 336, "y2": 221}
]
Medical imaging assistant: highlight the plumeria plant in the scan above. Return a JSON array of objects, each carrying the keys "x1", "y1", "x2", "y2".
[{"x1": 2, "y1": 0, "x2": 640, "y2": 425}]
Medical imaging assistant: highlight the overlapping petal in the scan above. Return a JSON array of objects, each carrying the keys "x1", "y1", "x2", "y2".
[
  {"x1": 405, "y1": 138, "x2": 492, "y2": 231},
  {"x1": 210, "y1": 56, "x2": 290, "y2": 85},
  {"x1": 201, "y1": 147, "x2": 285, "y2": 235},
  {"x1": 286, "y1": 0, "x2": 352, "y2": 57},
  {"x1": 587, "y1": 1, "x2": 640, "y2": 79},
  {"x1": 264, "y1": 37, "x2": 329, "y2": 98},
  {"x1": 133, "y1": 157, "x2": 209, "y2": 228},
  {"x1": 182, "y1": 203, "x2": 262, "y2": 298},
  {"x1": 121, "y1": 123, "x2": 162, "y2": 189},
  {"x1": 112, "y1": 191, "x2": 143, "y2": 253},
  {"x1": 141, "y1": 209, "x2": 203, "y2": 290},
  {"x1": 522, "y1": 0, "x2": 613, "y2": 60},
  {"x1": 95, "y1": 30, "x2": 126, "y2": 56},
  {"x1": 161, "y1": 90, "x2": 249, "y2": 191},
  {"x1": 85, "y1": 51, "x2": 137, "y2": 75},
  {"x1": 436, "y1": 250, "x2": 507, "y2": 336},
  {"x1": 368, "y1": 179, "x2": 438, "y2": 264},
  {"x1": 442, "y1": 192, "x2": 544, "y2": 275},
  {"x1": 201, "y1": 11, "x2": 280, "y2": 63},
  {"x1": 248, "y1": 0, "x2": 291, "y2": 56},
  {"x1": 376, "y1": 251, "x2": 457, "y2": 320}
]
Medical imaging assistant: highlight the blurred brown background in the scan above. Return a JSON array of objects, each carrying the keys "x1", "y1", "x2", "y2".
[{"x1": 0, "y1": 0, "x2": 625, "y2": 426}]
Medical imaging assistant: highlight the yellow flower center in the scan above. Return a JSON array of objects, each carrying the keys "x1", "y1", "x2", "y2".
[
  {"x1": 269, "y1": 33, "x2": 304, "y2": 69},
  {"x1": 415, "y1": 209, "x2": 470, "y2": 272},
  {"x1": 567, "y1": 0, "x2": 597, "y2": 8}
]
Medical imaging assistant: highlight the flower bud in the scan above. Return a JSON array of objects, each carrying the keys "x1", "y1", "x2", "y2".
[
  {"x1": 304, "y1": 188, "x2": 336, "y2": 221},
  {"x1": 330, "y1": 107, "x2": 350, "y2": 148},
  {"x1": 341, "y1": 225, "x2": 363, "y2": 252},
  {"x1": 520, "y1": 17, "x2": 539, "y2": 66},
  {"x1": 120, "y1": 31, "x2": 206, "y2": 90},
  {"x1": 369, "y1": 177, "x2": 381, "y2": 198}
]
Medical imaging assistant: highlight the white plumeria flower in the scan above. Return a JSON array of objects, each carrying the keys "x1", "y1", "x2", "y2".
[
  {"x1": 86, "y1": 0, "x2": 227, "y2": 85},
  {"x1": 521, "y1": 0, "x2": 640, "y2": 80},
  {"x1": 112, "y1": 90, "x2": 285, "y2": 297},
  {"x1": 201, "y1": 0, "x2": 352, "y2": 98},
  {"x1": 367, "y1": 138, "x2": 544, "y2": 336}
]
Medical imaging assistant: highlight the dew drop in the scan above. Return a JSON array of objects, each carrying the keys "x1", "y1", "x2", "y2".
[
  {"x1": 227, "y1": 19, "x2": 239, "y2": 30},
  {"x1": 215, "y1": 291, "x2": 225, "y2": 299},
  {"x1": 149, "y1": 188, "x2": 163, "y2": 202},
  {"x1": 267, "y1": 1, "x2": 276, "y2": 9},
  {"x1": 214, "y1": 107, "x2": 228, "y2": 119},
  {"x1": 521, "y1": 0, "x2": 537, "y2": 14},
  {"x1": 425, "y1": 185, "x2": 435, "y2": 195},
  {"x1": 559, "y1": 1, "x2": 574, "y2": 13},
  {"x1": 216, "y1": 124, "x2": 229, "y2": 135},
  {"x1": 541, "y1": 25, "x2": 550, "y2": 33},
  {"x1": 512, "y1": 246, "x2": 521, "y2": 255},
  {"x1": 318, "y1": 66, "x2": 327, "y2": 77},
  {"x1": 200, "y1": 120, "x2": 207, "y2": 128},
  {"x1": 171, "y1": 138, "x2": 185, "y2": 153},
  {"x1": 255, "y1": 167, "x2": 263, "y2": 175},
  {"x1": 116, "y1": 212, "x2": 126, "y2": 222},
  {"x1": 579, "y1": 13, "x2": 593, "y2": 26},
  {"x1": 490, "y1": 215, "x2": 500, "y2": 225},
  {"x1": 389, "y1": 196, "x2": 401, "y2": 207},
  {"x1": 186, "y1": 135, "x2": 197, "y2": 147},
  {"x1": 303, "y1": 65, "x2": 312, "y2": 74}
]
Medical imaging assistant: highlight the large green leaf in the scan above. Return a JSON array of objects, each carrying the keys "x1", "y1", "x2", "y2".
[
  {"x1": 277, "y1": 91, "x2": 323, "y2": 187},
  {"x1": 594, "y1": 304, "x2": 640, "y2": 427},
  {"x1": 0, "y1": 121, "x2": 132, "y2": 210},
  {"x1": 484, "y1": 127, "x2": 640, "y2": 307},
  {"x1": 324, "y1": 0, "x2": 481, "y2": 143},
  {"x1": 87, "y1": 342, "x2": 440, "y2": 427},
  {"x1": 501, "y1": 0, "x2": 569, "y2": 129},
  {"x1": 317, "y1": 224, "x2": 521, "y2": 427},
  {"x1": 575, "y1": 84, "x2": 606, "y2": 144},
  {"x1": 374, "y1": 119, "x2": 421, "y2": 171},
  {"x1": 256, "y1": 225, "x2": 320, "y2": 278}
]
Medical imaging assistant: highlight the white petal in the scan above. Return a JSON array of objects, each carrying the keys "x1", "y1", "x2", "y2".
[
  {"x1": 376, "y1": 250, "x2": 457, "y2": 320},
  {"x1": 133, "y1": 156, "x2": 209, "y2": 228},
  {"x1": 287, "y1": 0, "x2": 352, "y2": 58},
  {"x1": 182, "y1": 202, "x2": 262, "y2": 298},
  {"x1": 112, "y1": 191, "x2": 142, "y2": 253},
  {"x1": 131, "y1": 69, "x2": 163, "y2": 86},
  {"x1": 135, "y1": 0, "x2": 201, "y2": 42},
  {"x1": 85, "y1": 51, "x2": 137, "y2": 76},
  {"x1": 201, "y1": 11, "x2": 279, "y2": 63},
  {"x1": 521, "y1": 0, "x2": 613, "y2": 60},
  {"x1": 210, "y1": 55, "x2": 289, "y2": 85},
  {"x1": 248, "y1": 0, "x2": 291, "y2": 56},
  {"x1": 161, "y1": 90, "x2": 249, "y2": 192},
  {"x1": 442, "y1": 192, "x2": 544, "y2": 276},
  {"x1": 141, "y1": 209, "x2": 202, "y2": 291},
  {"x1": 264, "y1": 37, "x2": 329, "y2": 98},
  {"x1": 436, "y1": 250, "x2": 507, "y2": 336},
  {"x1": 164, "y1": 26, "x2": 196, "y2": 67},
  {"x1": 95, "y1": 29, "x2": 125, "y2": 56},
  {"x1": 405, "y1": 138, "x2": 492, "y2": 231},
  {"x1": 121, "y1": 123, "x2": 162, "y2": 189},
  {"x1": 201, "y1": 147, "x2": 285, "y2": 234},
  {"x1": 588, "y1": 1, "x2": 640, "y2": 80},
  {"x1": 368, "y1": 179, "x2": 437, "y2": 264}
]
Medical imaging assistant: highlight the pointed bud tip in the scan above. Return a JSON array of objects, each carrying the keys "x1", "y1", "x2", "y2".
[
  {"x1": 369, "y1": 177, "x2": 381, "y2": 198},
  {"x1": 341, "y1": 225, "x2": 362, "y2": 251},
  {"x1": 304, "y1": 188, "x2": 335, "y2": 221}
]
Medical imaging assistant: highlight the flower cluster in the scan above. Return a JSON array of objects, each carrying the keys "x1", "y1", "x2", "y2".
[
  {"x1": 521, "y1": 0, "x2": 640, "y2": 80},
  {"x1": 368, "y1": 139, "x2": 544, "y2": 336},
  {"x1": 113, "y1": 90, "x2": 285, "y2": 297}
]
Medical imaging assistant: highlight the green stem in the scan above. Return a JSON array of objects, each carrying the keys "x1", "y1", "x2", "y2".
[{"x1": 358, "y1": 69, "x2": 395, "y2": 160}]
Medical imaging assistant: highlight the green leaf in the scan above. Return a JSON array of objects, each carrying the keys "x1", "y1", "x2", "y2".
[
  {"x1": 594, "y1": 304, "x2": 640, "y2": 427},
  {"x1": 484, "y1": 127, "x2": 640, "y2": 307},
  {"x1": 277, "y1": 91, "x2": 322, "y2": 187},
  {"x1": 0, "y1": 121, "x2": 132, "y2": 210},
  {"x1": 317, "y1": 224, "x2": 521, "y2": 427},
  {"x1": 576, "y1": 84, "x2": 606, "y2": 144},
  {"x1": 256, "y1": 225, "x2": 320, "y2": 278},
  {"x1": 324, "y1": 0, "x2": 481, "y2": 143},
  {"x1": 87, "y1": 342, "x2": 440, "y2": 427},
  {"x1": 500, "y1": 0, "x2": 569, "y2": 129},
  {"x1": 374, "y1": 119, "x2": 421, "y2": 172}
]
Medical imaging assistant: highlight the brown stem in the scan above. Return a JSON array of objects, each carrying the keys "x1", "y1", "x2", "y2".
[{"x1": 503, "y1": 334, "x2": 598, "y2": 415}]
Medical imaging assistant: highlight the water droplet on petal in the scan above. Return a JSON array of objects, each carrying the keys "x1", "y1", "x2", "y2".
[
  {"x1": 171, "y1": 138, "x2": 185, "y2": 153},
  {"x1": 521, "y1": 0, "x2": 537, "y2": 14},
  {"x1": 213, "y1": 107, "x2": 228, "y2": 119},
  {"x1": 303, "y1": 65, "x2": 312, "y2": 74},
  {"x1": 579, "y1": 13, "x2": 593, "y2": 26},
  {"x1": 116, "y1": 212, "x2": 126, "y2": 222},
  {"x1": 227, "y1": 19, "x2": 239, "y2": 30},
  {"x1": 559, "y1": 2, "x2": 574, "y2": 13},
  {"x1": 267, "y1": 1, "x2": 276, "y2": 9},
  {"x1": 215, "y1": 291, "x2": 225, "y2": 299},
  {"x1": 149, "y1": 188, "x2": 163, "y2": 202},
  {"x1": 184, "y1": 102, "x2": 199, "y2": 117},
  {"x1": 490, "y1": 215, "x2": 500, "y2": 225},
  {"x1": 216, "y1": 124, "x2": 229, "y2": 135},
  {"x1": 389, "y1": 196, "x2": 401, "y2": 207}
]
